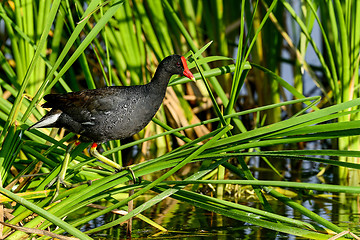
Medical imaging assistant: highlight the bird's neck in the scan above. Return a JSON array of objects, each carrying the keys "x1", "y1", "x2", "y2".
[{"x1": 148, "y1": 67, "x2": 172, "y2": 93}]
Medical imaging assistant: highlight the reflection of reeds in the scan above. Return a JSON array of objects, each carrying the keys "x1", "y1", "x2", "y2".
[{"x1": 0, "y1": 1, "x2": 359, "y2": 239}]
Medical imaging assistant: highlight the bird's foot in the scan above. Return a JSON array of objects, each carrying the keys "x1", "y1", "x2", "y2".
[
  {"x1": 46, "y1": 176, "x2": 92, "y2": 203},
  {"x1": 46, "y1": 175, "x2": 72, "y2": 189},
  {"x1": 90, "y1": 143, "x2": 140, "y2": 184},
  {"x1": 115, "y1": 166, "x2": 141, "y2": 184},
  {"x1": 45, "y1": 175, "x2": 70, "y2": 203}
]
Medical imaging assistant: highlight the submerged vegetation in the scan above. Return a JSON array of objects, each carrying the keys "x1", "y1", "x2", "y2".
[{"x1": 0, "y1": 0, "x2": 359, "y2": 239}]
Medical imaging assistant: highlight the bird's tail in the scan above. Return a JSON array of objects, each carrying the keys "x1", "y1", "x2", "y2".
[{"x1": 28, "y1": 109, "x2": 62, "y2": 130}]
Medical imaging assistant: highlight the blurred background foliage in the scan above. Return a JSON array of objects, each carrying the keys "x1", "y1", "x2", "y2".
[{"x1": 0, "y1": 0, "x2": 359, "y2": 239}]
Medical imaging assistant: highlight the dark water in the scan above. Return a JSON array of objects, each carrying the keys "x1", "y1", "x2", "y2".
[
  {"x1": 87, "y1": 193, "x2": 359, "y2": 239},
  {"x1": 84, "y1": 153, "x2": 360, "y2": 239}
]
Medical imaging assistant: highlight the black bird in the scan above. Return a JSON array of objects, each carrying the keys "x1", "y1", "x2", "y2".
[{"x1": 29, "y1": 55, "x2": 195, "y2": 179}]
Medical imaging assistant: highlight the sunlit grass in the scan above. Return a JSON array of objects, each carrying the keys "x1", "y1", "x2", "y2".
[{"x1": 0, "y1": 0, "x2": 358, "y2": 239}]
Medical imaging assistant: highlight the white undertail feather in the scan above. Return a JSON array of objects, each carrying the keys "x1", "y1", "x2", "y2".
[{"x1": 28, "y1": 112, "x2": 62, "y2": 130}]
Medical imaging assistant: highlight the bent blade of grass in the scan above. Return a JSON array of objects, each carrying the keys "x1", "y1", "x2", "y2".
[
  {"x1": 186, "y1": 56, "x2": 234, "y2": 69},
  {"x1": 169, "y1": 64, "x2": 237, "y2": 86},
  {"x1": 184, "y1": 40, "x2": 213, "y2": 60}
]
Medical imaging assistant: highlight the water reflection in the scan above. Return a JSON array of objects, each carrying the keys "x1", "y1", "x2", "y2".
[
  {"x1": 86, "y1": 189, "x2": 359, "y2": 239},
  {"x1": 81, "y1": 142, "x2": 359, "y2": 239}
]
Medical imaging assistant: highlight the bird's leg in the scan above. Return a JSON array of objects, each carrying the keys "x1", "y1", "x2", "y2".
[
  {"x1": 89, "y1": 143, "x2": 138, "y2": 183},
  {"x1": 47, "y1": 141, "x2": 77, "y2": 202},
  {"x1": 58, "y1": 142, "x2": 78, "y2": 187}
]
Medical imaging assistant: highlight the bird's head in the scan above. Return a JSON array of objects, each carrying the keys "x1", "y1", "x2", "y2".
[{"x1": 163, "y1": 55, "x2": 195, "y2": 81}]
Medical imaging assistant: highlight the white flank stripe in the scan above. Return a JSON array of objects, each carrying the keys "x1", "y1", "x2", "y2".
[
  {"x1": 32, "y1": 112, "x2": 61, "y2": 129},
  {"x1": 81, "y1": 121, "x2": 95, "y2": 126}
]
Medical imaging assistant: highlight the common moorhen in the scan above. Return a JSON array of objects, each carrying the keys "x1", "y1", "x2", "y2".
[{"x1": 29, "y1": 55, "x2": 194, "y2": 179}]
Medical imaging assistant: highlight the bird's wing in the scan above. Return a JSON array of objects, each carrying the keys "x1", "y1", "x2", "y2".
[{"x1": 42, "y1": 87, "x2": 129, "y2": 123}]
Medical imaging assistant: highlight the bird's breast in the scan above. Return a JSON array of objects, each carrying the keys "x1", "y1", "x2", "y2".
[{"x1": 80, "y1": 92, "x2": 164, "y2": 142}]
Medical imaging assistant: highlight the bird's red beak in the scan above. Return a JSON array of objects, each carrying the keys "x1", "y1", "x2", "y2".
[{"x1": 181, "y1": 56, "x2": 195, "y2": 82}]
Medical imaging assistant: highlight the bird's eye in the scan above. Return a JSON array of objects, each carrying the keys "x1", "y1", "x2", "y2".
[{"x1": 176, "y1": 62, "x2": 181, "y2": 67}]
